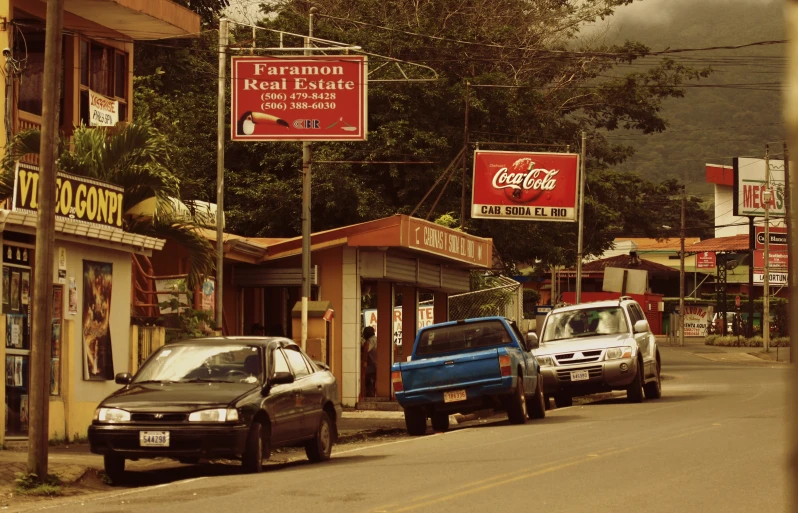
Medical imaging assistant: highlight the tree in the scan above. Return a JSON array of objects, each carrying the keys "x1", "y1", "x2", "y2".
[
  {"x1": 133, "y1": 0, "x2": 713, "y2": 270},
  {"x1": 2, "y1": 124, "x2": 214, "y2": 289}
]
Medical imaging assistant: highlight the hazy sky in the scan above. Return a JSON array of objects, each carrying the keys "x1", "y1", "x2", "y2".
[{"x1": 608, "y1": 0, "x2": 777, "y2": 26}]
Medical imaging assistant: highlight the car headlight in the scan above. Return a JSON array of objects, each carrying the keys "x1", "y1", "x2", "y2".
[
  {"x1": 188, "y1": 408, "x2": 239, "y2": 422},
  {"x1": 605, "y1": 346, "x2": 633, "y2": 360},
  {"x1": 536, "y1": 355, "x2": 556, "y2": 366},
  {"x1": 94, "y1": 408, "x2": 130, "y2": 423}
]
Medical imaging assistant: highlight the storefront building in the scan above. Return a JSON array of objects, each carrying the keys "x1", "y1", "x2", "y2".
[
  {"x1": 150, "y1": 215, "x2": 494, "y2": 406},
  {"x1": 0, "y1": 0, "x2": 199, "y2": 442}
]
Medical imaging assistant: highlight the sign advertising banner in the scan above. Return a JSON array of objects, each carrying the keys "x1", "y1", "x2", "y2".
[
  {"x1": 733, "y1": 157, "x2": 787, "y2": 217},
  {"x1": 406, "y1": 217, "x2": 491, "y2": 266},
  {"x1": 695, "y1": 251, "x2": 716, "y2": 269},
  {"x1": 363, "y1": 306, "x2": 435, "y2": 347},
  {"x1": 13, "y1": 162, "x2": 125, "y2": 229},
  {"x1": 754, "y1": 226, "x2": 788, "y2": 249},
  {"x1": 88, "y1": 89, "x2": 119, "y2": 127},
  {"x1": 231, "y1": 56, "x2": 368, "y2": 141},
  {"x1": 471, "y1": 151, "x2": 578, "y2": 222},
  {"x1": 753, "y1": 250, "x2": 789, "y2": 270},
  {"x1": 682, "y1": 305, "x2": 710, "y2": 337},
  {"x1": 753, "y1": 271, "x2": 788, "y2": 285}
]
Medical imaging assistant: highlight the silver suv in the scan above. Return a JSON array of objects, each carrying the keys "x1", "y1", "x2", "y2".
[{"x1": 532, "y1": 297, "x2": 661, "y2": 408}]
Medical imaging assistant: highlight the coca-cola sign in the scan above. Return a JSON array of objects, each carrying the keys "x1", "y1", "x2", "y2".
[{"x1": 471, "y1": 150, "x2": 578, "y2": 221}]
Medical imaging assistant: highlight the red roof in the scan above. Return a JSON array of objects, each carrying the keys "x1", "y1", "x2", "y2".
[
  {"x1": 687, "y1": 235, "x2": 749, "y2": 253},
  {"x1": 582, "y1": 254, "x2": 677, "y2": 274},
  {"x1": 706, "y1": 164, "x2": 733, "y2": 186}
]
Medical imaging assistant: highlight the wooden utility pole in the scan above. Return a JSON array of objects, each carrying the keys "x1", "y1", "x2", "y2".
[
  {"x1": 783, "y1": 4, "x2": 798, "y2": 512},
  {"x1": 679, "y1": 185, "x2": 686, "y2": 347},
  {"x1": 29, "y1": 0, "x2": 64, "y2": 478}
]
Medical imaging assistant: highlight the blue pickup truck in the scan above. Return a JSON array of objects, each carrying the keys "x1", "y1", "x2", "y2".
[{"x1": 391, "y1": 316, "x2": 546, "y2": 435}]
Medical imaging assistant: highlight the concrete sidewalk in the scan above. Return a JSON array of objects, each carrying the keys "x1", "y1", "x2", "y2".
[
  {"x1": 658, "y1": 336, "x2": 791, "y2": 364},
  {"x1": 0, "y1": 410, "x2": 408, "y2": 490}
]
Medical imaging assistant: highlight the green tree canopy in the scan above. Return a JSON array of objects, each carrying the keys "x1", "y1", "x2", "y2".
[{"x1": 133, "y1": 0, "x2": 713, "y2": 271}]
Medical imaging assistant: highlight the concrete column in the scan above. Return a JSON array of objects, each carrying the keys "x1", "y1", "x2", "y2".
[
  {"x1": 375, "y1": 282, "x2": 393, "y2": 398},
  {"x1": 399, "y1": 285, "x2": 419, "y2": 364},
  {"x1": 434, "y1": 292, "x2": 449, "y2": 324}
]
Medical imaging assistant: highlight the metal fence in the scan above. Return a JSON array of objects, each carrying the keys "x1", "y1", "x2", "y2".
[{"x1": 449, "y1": 274, "x2": 523, "y2": 322}]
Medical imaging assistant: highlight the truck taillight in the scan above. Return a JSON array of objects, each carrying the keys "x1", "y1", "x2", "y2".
[
  {"x1": 499, "y1": 355, "x2": 512, "y2": 376},
  {"x1": 391, "y1": 371, "x2": 404, "y2": 392}
]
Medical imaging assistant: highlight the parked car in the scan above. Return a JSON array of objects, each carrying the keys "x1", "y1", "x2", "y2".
[
  {"x1": 391, "y1": 316, "x2": 545, "y2": 435},
  {"x1": 88, "y1": 337, "x2": 342, "y2": 482},
  {"x1": 533, "y1": 297, "x2": 661, "y2": 407}
]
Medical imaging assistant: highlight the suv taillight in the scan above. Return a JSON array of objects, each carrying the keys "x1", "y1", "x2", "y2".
[
  {"x1": 499, "y1": 355, "x2": 512, "y2": 376},
  {"x1": 391, "y1": 371, "x2": 404, "y2": 392}
]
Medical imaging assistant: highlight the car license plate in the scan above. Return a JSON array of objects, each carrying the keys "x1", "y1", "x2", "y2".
[
  {"x1": 570, "y1": 370, "x2": 589, "y2": 381},
  {"x1": 139, "y1": 431, "x2": 170, "y2": 447},
  {"x1": 443, "y1": 389, "x2": 467, "y2": 403}
]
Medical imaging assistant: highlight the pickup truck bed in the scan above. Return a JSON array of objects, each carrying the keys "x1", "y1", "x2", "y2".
[{"x1": 391, "y1": 317, "x2": 546, "y2": 435}]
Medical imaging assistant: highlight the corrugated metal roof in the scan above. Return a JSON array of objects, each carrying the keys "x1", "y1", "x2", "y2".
[
  {"x1": 686, "y1": 235, "x2": 749, "y2": 254},
  {"x1": 581, "y1": 254, "x2": 678, "y2": 274}
]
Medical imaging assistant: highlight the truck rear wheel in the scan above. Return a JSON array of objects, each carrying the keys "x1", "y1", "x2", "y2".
[
  {"x1": 405, "y1": 407, "x2": 427, "y2": 436},
  {"x1": 506, "y1": 378, "x2": 528, "y2": 425},
  {"x1": 527, "y1": 376, "x2": 546, "y2": 420},
  {"x1": 431, "y1": 412, "x2": 450, "y2": 432}
]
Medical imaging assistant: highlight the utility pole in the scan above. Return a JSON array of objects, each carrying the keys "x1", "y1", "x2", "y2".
[
  {"x1": 215, "y1": 19, "x2": 228, "y2": 330},
  {"x1": 576, "y1": 131, "x2": 587, "y2": 303},
  {"x1": 300, "y1": 7, "x2": 318, "y2": 351},
  {"x1": 29, "y1": 0, "x2": 64, "y2": 478},
  {"x1": 679, "y1": 185, "x2": 686, "y2": 347},
  {"x1": 785, "y1": 142, "x2": 792, "y2": 363},
  {"x1": 763, "y1": 145, "x2": 771, "y2": 352},
  {"x1": 782, "y1": 6, "x2": 798, "y2": 512},
  {"x1": 460, "y1": 82, "x2": 469, "y2": 230}
]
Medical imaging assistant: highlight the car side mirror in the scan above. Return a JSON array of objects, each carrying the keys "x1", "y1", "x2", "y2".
[
  {"x1": 269, "y1": 371, "x2": 294, "y2": 386},
  {"x1": 633, "y1": 320, "x2": 650, "y2": 334},
  {"x1": 526, "y1": 332, "x2": 539, "y2": 350},
  {"x1": 115, "y1": 372, "x2": 133, "y2": 385}
]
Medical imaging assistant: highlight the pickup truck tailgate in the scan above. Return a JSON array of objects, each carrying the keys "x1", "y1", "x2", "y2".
[{"x1": 400, "y1": 348, "x2": 503, "y2": 392}]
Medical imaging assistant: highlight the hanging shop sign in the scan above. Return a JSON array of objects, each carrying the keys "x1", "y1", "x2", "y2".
[
  {"x1": 13, "y1": 162, "x2": 125, "y2": 229},
  {"x1": 88, "y1": 89, "x2": 119, "y2": 127},
  {"x1": 695, "y1": 251, "x2": 716, "y2": 269},
  {"x1": 733, "y1": 157, "x2": 787, "y2": 218},
  {"x1": 471, "y1": 150, "x2": 579, "y2": 222},
  {"x1": 754, "y1": 226, "x2": 788, "y2": 249},
  {"x1": 231, "y1": 55, "x2": 368, "y2": 142}
]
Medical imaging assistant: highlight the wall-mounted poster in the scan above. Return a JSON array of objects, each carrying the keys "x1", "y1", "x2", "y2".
[
  {"x1": 82, "y1": 261, "x2": 114, "y2": 380},
  {"x1": 20, "y1": 271, "x2": 29, "y2": 306},
  {"x1": 19, "y1": 394, "x2": 28, "y2": 431},
  {"x1": 10, "y1": 272, "x2": 19, "y2": 311},
  {"x1": 5, "y1": 356, "x2": 13, "y2": 386},
  {"x1": 53, "y1": 286, "x2": 63, "y2": 320},
  {"x1": 14, "y1": 356, "x2": 22, "y2": 386},
  {"x1": 50, "y1": 358, "x2": 60, "y2": 396},
  {"x1": 68, "y1": 277, "x2": 78, "y2": 315},
  {"x1": 2, "y1": 267, "x2": 8, "y2": 305}
]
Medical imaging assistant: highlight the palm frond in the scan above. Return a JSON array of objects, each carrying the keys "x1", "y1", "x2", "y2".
[{"x1": 127, "y1": 215, "x2": 215, "y2": 290}]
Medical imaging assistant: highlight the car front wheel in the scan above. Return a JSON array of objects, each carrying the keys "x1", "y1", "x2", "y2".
[
  {"x1": 644, "y1": 357, "x2": 662, "y2": 399},
  {"x1": 242, "y1": 420, "x2": 269, "y2": 473},
  {"x1": 627, "y1": 360, "x2": 645, "y2": 403},
  {"x1": 103, "y1": 454, "x2": 125, "y2": 484},
  {"x1": 306, "y1": 412, "x2": 333, "y2": 462}
]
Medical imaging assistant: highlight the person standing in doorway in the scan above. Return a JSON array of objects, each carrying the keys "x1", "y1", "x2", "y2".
[{"x1": 362, "y1": 326, "x2": 377, "y2": 397}]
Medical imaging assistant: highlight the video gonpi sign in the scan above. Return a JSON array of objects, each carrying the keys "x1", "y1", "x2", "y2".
[
  {"x1": 231, "y1": 55, "x2": 367, "y2": 142},
  {"x1": 471, "y1": 150, "x2": 578, "y2": 222}
]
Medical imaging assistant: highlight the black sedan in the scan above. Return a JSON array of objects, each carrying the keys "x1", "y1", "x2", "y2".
[{"x1": 88, "y1": 337, "x2": 342, "y2": 481}]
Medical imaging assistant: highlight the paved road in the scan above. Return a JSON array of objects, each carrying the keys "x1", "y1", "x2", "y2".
[{"x1": 15, "y1": 345, "x2": 788, "y2": 513}]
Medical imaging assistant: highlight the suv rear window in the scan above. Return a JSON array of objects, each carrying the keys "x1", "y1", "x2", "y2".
[{"x1": 416, "y1": 320, "x2": 511, "y2": 357}]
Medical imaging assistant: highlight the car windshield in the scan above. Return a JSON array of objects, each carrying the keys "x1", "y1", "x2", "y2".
[
  {"x1": 542, "y1": 307, "x2": 628, "y2": 342},
  {"x1": 133, "y1": 344, "x2": 263, "y2": 384},
  {"x1": 416, "y1": 320, "x2": 512, "y2": 357}
]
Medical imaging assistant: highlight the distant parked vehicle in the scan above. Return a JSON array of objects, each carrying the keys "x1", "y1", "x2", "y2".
[
  {"x1": 391, "y1": 316, "x2": 546, "y2": 436},
  {"x1": 89, "y1": 337, "x2": 342, "y2": 482},
  {"x1": 533, "y1": 297, "x2": 661, "y2": 407}
]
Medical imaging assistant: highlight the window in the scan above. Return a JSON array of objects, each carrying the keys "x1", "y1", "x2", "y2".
[
  {"x1": 17, "y1": 29, "x2": 45, "y2": 116},
  {"x1": 284, "y1": 348, "x2": 310, "y2": 378},
  {"x1": 272, "y1": 349, "x2": 289, "y2": 375},
  {"x1": 301, "y1": 353, "x2": 317, "y2": 373},
  {"x1": 78, "y1": 40, "x2": 128, "y2": 125}
]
